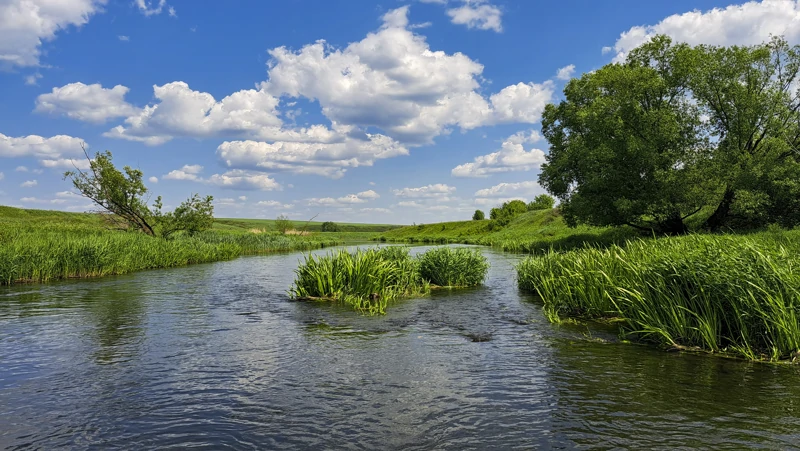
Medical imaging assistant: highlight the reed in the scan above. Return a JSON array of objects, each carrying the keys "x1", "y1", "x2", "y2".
[
  {"x1": 0, "y1": 211, "x2": 341, "y2": 285},
  {"x1": 516, "y1": 231, "x2": 800, "y2": 361},
  {"x1": 290, "y1": 247, "x2": 430, "y2": 314},
  {"x1": 418, "y1": 247, "x2": 489, "y2": 287}
]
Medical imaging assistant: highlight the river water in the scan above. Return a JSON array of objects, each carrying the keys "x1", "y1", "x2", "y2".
[{"x1": 1, "y1": 245, "x2": 798, "y2": 450}]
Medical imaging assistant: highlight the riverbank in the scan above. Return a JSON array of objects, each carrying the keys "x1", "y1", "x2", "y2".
[
  {"x1": 0, "y1": 206, "x2": 361, "y2": 285},
  {"x1": 377, "y1": 209, "x2": 641, "y2": 253},
  {"x1": 517, "y1": 230, "x2": 800, "y2": 362}
]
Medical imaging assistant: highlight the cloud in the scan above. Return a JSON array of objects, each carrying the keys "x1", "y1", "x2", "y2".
[
  {"x1": 36, "y1": 83, "x2": 139, "y2": 123},
  {"x1": 257, "y1": 200, "x2": 293, "y2": 208},
  {"x1": 556, "y1": 64, "x2": 576, "y2": 80},
  {"x1": 360, "y1": 207, "x2": 392, "y2": 214},
  {"x1": 608, "y1": 0, "x2": 800, "y2": 62},
  {"x1": 474, "y1": 181, "x2": 546, "y2": 204},
  {"x1": 102, "y1": 82, "x2": 283, "y2": 145},
  {"x1": 148, "y1": 176, "x2": 158, "y2": 183},
  {"x1": 135, "y1": 0, "x2": 172, "y2": 16},
  {"x1": 217, "y1": 133, "x2": 408, "y2": 179},
  {"x1": 451, "y1": 130, "x2": 546, "y2": 177},
  {"x1": 0, "y1": 172, "x2": 3, "y2": 181},
  {"x1": 163, "y1": 164, "x2": 203, "y2": 181},
  {"x1": 40, "y1": 158, "x2": 91, "y2": 170},
  {"x1": 118, "y1": 35, "x2": 130, "y2": 41},
  {"x1": 15, "y1": 166, "x2": 28, "y2": 172},
  {"x1": 393, "y1": 183, "x2": 456, "y2": 198},
  {"x1": 307, "y1": 190, "x2": 381, "y2": 207},
  {"x1": 262, "y1": 6, "x2": 552, "y2": 144},
  {"x1": 446, "y1": 1, "x2": 503, "y2": 32},
  {"x1": 0, "y1": 133, "x2": 84, "y2": 159},
  {"x1": 25, "y1": 73, "x2": 42, "y2": 86},
  {"x1": 162, "y1": 165, "x2": 280, "y2": 191},
  {"x1": 0, "y1": 0, "x2": 105, "y2": 68},
  {"x1": 20, "y1": 180, "x2": 38, "y2": 188}
]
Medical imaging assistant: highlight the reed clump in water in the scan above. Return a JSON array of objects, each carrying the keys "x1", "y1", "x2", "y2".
[
  {"x1": 516, "y1": 231, "x2": 800, "y2": 362},
  {"x1": 418, "y1": 247, "x2": 489, "y2": 287},
  {"x1": 290, "y1": 247, "x2": 429, "y2": 314},
  {"x1": 291, "y1": 246, "x2": 490, "y2": 313}
]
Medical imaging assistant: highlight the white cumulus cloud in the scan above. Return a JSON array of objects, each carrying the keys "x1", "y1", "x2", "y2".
[
  {"x1": 446, "y1": 0, "x2": 503, "y2": 32},
  {"x1": 393, "y1": 183, "x2": 456, "y2": 198},
  {"x1": 608, "y1": 0, "x2": 800, "y2": 62},
  {"x1": 556, "y1": 64, "x2": 576, "y2": 80},
  {"x1": 307, "y1": 190, "x2": 381, "y2": 207},
  {"x1": 452, "y1": 130, "x2": 546, "y2": 177},
  {"x1": 474, "y1": 181, "x2": 546, "y2": 205},
  {"x1": 0, "y1": 133, "x2": 84, "y2": 159},
  {"x1": 0, "y1": 0, "x2": 105, "y2": 68},
  {"x1": 36, "y1": 82, "x2": 139, "y2": 123}
]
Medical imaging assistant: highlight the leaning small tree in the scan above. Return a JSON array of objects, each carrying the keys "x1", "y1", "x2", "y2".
[{"x1": 65, "y1": 149, "x2": 214, "y2": 237}]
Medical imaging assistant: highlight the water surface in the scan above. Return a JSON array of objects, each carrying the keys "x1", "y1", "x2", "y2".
[{"x1": 1, "y1": 245, "x2": 798, "y2": 449}]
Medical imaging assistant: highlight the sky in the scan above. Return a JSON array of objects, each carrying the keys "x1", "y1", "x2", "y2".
[{"x1": 2, "y1": 0, "x2": 800, "y2": 224}]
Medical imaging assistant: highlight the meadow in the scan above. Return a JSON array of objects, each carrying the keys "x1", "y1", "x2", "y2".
[
  {"x1": 0, "y1": 206, "x2": 361, "y2": 285},
  {"x1": 378, "y1": 208, "x2": 641, "y2": 253}
]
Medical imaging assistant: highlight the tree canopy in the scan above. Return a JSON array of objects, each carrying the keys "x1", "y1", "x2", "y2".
[
  {"x1": 527, "y1": 194, "x2": 555, "y2": 211},
  {"x1": 540, "y1": 35, "x2": 800, "y2": 234},
  {"x1": 472, "y1": 210, "x2": 485, "y2": 220},
  {"x1": 65, "y1": 150, "x2": 215, "y2": 238}
]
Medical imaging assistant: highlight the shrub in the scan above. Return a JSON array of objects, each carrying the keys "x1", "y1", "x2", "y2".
[
  {"x1": 473, "y1": 210, "x2": 485, "y2": 220},
  {"x1": 321, "y1": 221, "x2": 340, "y2": 232},
  {"x1": 275, "y1": 214, "x2": 291, "y2": 234}
]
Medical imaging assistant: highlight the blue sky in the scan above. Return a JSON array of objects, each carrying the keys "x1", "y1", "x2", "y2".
[{"x1": 2, "y1": 0, "x2": 798, "y2": 224}]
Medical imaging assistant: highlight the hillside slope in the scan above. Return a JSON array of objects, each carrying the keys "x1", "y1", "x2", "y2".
[{"x1": 380, "y1": 209, "x2": 639, "y2": 253}]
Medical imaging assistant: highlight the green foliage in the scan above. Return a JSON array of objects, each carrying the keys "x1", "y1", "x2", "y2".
[
  {"x1": 321, "y1": 221, "x2": 340, "y2": 232},
  {"x1": 417, "y1": 247, "x2": 489, "y2": 287},
  {"x1": 517, "y1": 231, "x2": 800, "y2": 361},
  {"x1": 290, "y1": 246, "x2": 490, "y2": 313},
  {"x1": 541, "y1": 35, "x2": 800, "y2": 234},
  {"x1": 65, "y1": 150, "x2": 157, "y2": 236},
  {"x1": 0, "y1": 206, "x2": 341, "y2": 285},
  {"x1": 275, "y1": 214, "x2": 291, "y2": 234},
  {"x1": 527, "y1": 194, "x2": 555, "y2": 211},
  {"x1": 379, "y1": 209, "x2": 640, "y2": 253},
  {"x1": 472, "y1": 210, "x2": 485, "y2": 220},
  {"x1": 65, "y1": 150, "x2": 216, "y2": 238},
  {"x1": 153, "y1": 194, "x2": 215, "y2": 238},
  {"x1": 290, "y1": 247, "x2": 429, "y2": 314},
  {"x1": 489, "y1": 199, "x2": 528, "y2": 227}
]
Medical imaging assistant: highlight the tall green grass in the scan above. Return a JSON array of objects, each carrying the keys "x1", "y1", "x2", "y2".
[
  {"x1": 291, "y1": 246, "x2": 490, "y2": 313},
  {"x1": 0, "y1": 207, "x2": 341, "y2": 285},
  {"x1": 418, "y1": 247, "x2": 489, "y2": 287},
  {"x1": 290, "y1": 247, "x2": 429, "y2": 314},
  {"x1": 517, "y1": 231, "x2": 800, "y2": 361}
]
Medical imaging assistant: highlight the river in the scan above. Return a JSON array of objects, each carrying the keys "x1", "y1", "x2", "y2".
[{"x1": 1, "y1": 245, "x2": 798, "y2": 449}]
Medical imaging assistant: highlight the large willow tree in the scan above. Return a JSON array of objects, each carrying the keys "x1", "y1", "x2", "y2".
[{"x1": 541, "y1": 35, "x2": 800, "y2": 233}]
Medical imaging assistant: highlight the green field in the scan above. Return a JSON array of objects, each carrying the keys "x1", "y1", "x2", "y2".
[
  {"x1": 0, "y1": 206, "x2": 352, "y2": 285},
  {"x1": 378, "y1": 209, "x2": 641, "y2": 253}
]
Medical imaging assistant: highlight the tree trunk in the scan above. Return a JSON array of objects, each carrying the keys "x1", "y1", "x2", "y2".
[
  {"x1": 704, "y1": 187, "x2": 735, "y2": 231},
  {"x1": 658, "y1": 211, "x2": 689, "y2": 235}
]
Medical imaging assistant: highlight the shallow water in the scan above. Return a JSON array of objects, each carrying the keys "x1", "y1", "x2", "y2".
[{"x1": 1, "y1": 245, "x2": 798, "y2": 450}]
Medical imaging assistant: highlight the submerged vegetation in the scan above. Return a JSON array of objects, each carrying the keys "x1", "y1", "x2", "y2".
[
  {"x1": 290, "y1": 246, "x2": 490, "y2": 314},
  {"x1": 517, "y1": 231, "x2": 800, "y2": 362}
]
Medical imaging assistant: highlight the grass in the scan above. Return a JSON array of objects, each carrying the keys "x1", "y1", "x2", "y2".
[
  {"x1": 290, "y1": 247, "x2": 430, "y2": 314},
  {"x1": 290, "y1": 246, "x2": 491, "y2": 314},
  {"x1": 379, "y1": 209, "x2": 641, "y2": 253},
  {"x1": 0, "y1": 206, "x2": 342, "y2": 285},
  {"x1": 516, "y1": 230, "x2": 800, "y2": 362},
  {"x1": 418, "y1": 247, "x2": 489, "y2": 287}
]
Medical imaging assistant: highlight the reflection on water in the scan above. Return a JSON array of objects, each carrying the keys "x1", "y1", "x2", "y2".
[{"x1": 1, "y1": 245, "x2": 798, "y2": 450}]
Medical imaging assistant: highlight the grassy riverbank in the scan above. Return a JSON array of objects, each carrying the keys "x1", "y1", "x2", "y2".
[
  {"x1": 517, "y1": 230, "x2": 800, "y2": 362},
  {"x1": 0, "y1": 206, "x2": 358, "y2": 285},
  {"x1": 378, "y1": 209, "x2": 640, "y2": 253}
]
